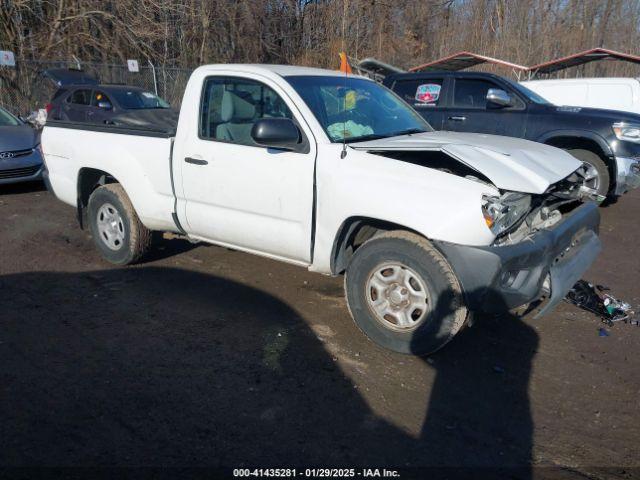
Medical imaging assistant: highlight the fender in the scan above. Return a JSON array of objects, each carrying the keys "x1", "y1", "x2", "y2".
[
  {"x1": 309, "y1": 147, "x2": 499, "y2": 274},
  {"x1": 536, "y1": 129, "x2": 613, "y2": 158}
]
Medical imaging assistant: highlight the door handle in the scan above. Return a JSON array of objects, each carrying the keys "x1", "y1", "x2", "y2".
[
  {"x1": 184, "y1": 157, "x2": 208, "y2": 165},
  {"x1": 448, "y1": 116, "x2": 467, "y2": 121}
]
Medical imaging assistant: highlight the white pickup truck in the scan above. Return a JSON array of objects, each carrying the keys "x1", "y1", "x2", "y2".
[{"x1": 42, "y1": 65, "x2": 602, "y2": 355}]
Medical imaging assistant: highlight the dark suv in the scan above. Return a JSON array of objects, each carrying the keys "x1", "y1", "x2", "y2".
[
  {"x1": 47, "y1": 84, "x2": 178, "y2": 132},
  {"x1": 384, "y1": 71, "x2": 640, "y2": 198}
]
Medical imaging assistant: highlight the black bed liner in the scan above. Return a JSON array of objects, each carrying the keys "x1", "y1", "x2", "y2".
[{"x1": 45, "y1": 120, "x2": 175, "y2": 139}]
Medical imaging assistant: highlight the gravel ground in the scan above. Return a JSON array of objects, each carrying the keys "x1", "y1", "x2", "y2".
[{"x1": 1, "y1": 182, "x2": 638, "y2": 479}]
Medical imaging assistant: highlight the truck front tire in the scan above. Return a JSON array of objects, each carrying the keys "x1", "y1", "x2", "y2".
[
  {"x1": 87, "y1": 184, "x2": 152, "y2": 265},
  {"x1": 566, "y1": 148, "x2": 611, "y2": 197},
  {"x1": 344, "y1": 231, "x2": 468, "y2": 355}
]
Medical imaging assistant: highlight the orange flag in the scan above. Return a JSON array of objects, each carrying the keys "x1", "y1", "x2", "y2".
[{"x1": 338, "y1": 52, "x2": 352, "y2": 73}]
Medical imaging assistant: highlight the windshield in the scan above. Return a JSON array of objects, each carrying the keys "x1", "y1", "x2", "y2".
[
  {"x1": 110, "y1": 90, "x2": 170, "y2": 110},
  {"x1": 285, "y1": 76, "x2": 433, "y2": 143},
  {"x1": 504, "y1": 79, "x2": 552, "y2": 105},
  {"x1": 0, "y1": 107, "x2": 21, "y2": 126}
]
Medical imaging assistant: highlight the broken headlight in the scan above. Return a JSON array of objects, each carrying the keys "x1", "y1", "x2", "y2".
[{"x1": 481, "y1": 192, "x2": 531, "y2": 236}]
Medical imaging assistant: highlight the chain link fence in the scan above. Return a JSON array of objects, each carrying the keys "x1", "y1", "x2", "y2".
[{"x1": 0, "y1": 59, "x2": 193, "y2": 116}]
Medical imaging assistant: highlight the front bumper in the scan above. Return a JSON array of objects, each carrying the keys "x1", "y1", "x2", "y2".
[
  {"x1": 614, "y1": 156, "x2": 640, "y2": 195},
  {"x1": 435, "y1": 202, "x2": 601, "y2": 316},
  {"x1": 0, "y1": 150, "x2": 44, "y2": 185}
]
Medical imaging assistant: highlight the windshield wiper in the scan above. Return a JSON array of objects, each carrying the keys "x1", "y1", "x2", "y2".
[
  {"x1": 343, "y1": 128, "x2": 427, "y2": 144},
  {"x1": 390, "y1": 128, "x2": 427, "y2": 136},
  {"x1": 343, "y1": 133, "x2": 389, "y2": 144}
]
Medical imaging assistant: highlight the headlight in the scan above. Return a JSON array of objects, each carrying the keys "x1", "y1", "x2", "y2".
[
  {"x1": 612, "y1": 122, "x2": 640, "y2": 143},
  {"x1": 481, "y1": 192, "x2": 531, "y2": 235}
]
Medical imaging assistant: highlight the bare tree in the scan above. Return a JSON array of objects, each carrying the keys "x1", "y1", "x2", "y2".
[{"x1": 1, "y1": 0, "x2": 639, "y2": 76}]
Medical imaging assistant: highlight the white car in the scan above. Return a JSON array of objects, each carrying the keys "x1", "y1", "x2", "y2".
[
  {"x1": 41, "y1": 65, "x2": 602, "y2": 355},
  {"x1": 521, "y1": 77, "x2": 640, "y2": 115}
]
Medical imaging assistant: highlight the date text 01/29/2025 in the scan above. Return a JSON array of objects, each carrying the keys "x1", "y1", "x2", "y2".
[{"x1": 232, "y1": 468, "x2": 401, "y2": 478}]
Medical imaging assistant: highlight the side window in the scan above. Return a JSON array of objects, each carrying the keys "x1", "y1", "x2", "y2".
[
  {"x1": 68, "y1": 89, "x2": 91, "y2": 105},
  {"x1": 52, "y1": 88, "x2": 68, "y2": 101},
  {"x1": 91, "y1": 91, "x2": 112, "y2": 108},
  {"x1": 200, "y1": 77, "x2": 293, "y2": 146},
  {"x1": 453, "y1": 79, "x2": 500, "y2": 109},
  {"x1": 393, "y1": 79, "x2": 443, "y2": 108}
]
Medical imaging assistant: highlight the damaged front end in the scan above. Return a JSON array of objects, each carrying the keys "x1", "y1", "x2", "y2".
[
  {"x1": 435, "y1": 201, "x2": 601, "y2": 316},
  {"x1": 352, "y1": 134, "x2": 603, "y2": 318},
  {"x1": 435, "y1": 166, "x2": 603, "y2": 317},
  {"x1": 485, "y1": 163, "x2": 604, "y2": 246}
]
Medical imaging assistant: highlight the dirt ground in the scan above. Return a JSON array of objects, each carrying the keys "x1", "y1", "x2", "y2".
[{"x1": 1, "y1": 182, "x2": 639, "y2": 479}]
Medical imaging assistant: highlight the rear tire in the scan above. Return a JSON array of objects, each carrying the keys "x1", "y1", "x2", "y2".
[
  {"x1": 87, "y1": 184, "x2": 152, "y2": 265},
  {"x1": 566, "y1": 148, "x2": 610, "y2": 198},
  {"x1": 344, "y1": 230, "x2": 468, "y2": 355}
]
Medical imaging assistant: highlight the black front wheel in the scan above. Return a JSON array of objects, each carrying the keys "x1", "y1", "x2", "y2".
[{"x1": 566, "y1": 148, "x2": 611, "y2": 198}]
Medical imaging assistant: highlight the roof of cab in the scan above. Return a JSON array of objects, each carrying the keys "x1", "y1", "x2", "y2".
[{"x1": 195, "y1": 64, "x2": 366, "y2": 78}]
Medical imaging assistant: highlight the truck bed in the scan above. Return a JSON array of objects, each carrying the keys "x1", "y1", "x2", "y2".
[
  {"x1": 42, "y1": 121, "x2": 178, "y2": 232},
  {"x1": 45, "y1": 120, "x2": 176, "y2": 138}
]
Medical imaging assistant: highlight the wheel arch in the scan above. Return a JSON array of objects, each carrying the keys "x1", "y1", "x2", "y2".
[
  {"x1": 77, "y1": 167, "x2": 121, "y2": 229},
  {"x1": 541, "y1": 132, "x2": 618, "y2": 193},
  {"x1": 330, "y1": 216, "x2": 425, "y2": 275},
  {"x1": 540, "y1": 131, "x2": 615, "y2": 172},
  {"x1": 538, "y1": 130, "x2": 612, "y2": 157}
]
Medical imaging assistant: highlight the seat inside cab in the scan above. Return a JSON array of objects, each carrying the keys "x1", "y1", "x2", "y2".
[{"x1": 201, "y1": 79, "x2": 293, "y2": 146}]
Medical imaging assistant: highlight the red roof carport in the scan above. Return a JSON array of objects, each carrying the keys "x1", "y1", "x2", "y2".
[
  {"x1": 529, "y1": 48, "x2": 640, "y2": 74},
  {"x1": 409, "y1": 51, "x2": 528, "y2": 73}
]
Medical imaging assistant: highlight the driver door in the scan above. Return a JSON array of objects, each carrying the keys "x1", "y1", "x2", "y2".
[
  {"x1": 177, "y1": 75, "x2": 316, "y2": 264},
  {"x1": 443, "y1": 77, "x2": 526, "y2": 137}
]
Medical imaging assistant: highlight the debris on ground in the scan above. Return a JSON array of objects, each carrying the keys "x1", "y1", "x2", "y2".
[{"x1": 565, "y1": 280, "x2": 639, "y2": 326}]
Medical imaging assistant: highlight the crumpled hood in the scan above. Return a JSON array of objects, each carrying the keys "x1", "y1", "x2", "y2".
[
  {"x1": 0, "y1": 125, "x2": 39, "y2": 152},
  {"x1": 350, "y1": 131, "x2": 582, "y2": 194}
]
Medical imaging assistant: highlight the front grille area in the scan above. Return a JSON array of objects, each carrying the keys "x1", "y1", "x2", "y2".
[
  {"x1": 0, "y1": 148, "x2": 34, "y2": 159},
  {"x1": 0, "y1": 165, "x2": 40, "y2": 179}
]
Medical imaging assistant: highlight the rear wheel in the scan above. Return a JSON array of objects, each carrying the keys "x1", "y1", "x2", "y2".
[
  {"x1": 87, "y1": 184, "x2": 152, "y2": 265},
  {"x1": 566, "y1": 148, "x2": 610, "y2": 197},
  {"x1": 344, "y1": 230, "x2": 468, "y2": 355}
]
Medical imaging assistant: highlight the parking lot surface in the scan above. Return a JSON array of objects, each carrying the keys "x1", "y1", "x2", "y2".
[{"x1": 1, "y1": 183, "x2": 639, "y2": 478}]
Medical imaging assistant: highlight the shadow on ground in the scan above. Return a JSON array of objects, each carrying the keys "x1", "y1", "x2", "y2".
[
  {"x1": 0, "y1": 267, "x2": 538, "y2": 478},
  {"x1": 0, "y1": 181, "x2": 47, "y2": 196},
  {"x1": 142, "y1": 234, "x2": 200, "y2": 263}
]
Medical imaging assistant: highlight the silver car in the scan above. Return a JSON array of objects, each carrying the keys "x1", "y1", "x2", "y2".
[{"x1": 0, "y1": 106, "x2": 43, "y2": 185}]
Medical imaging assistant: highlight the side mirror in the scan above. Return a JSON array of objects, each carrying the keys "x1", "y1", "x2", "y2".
[
  {"x1": 97, "y1": 101, "x2": 112, "y2": 110},
  {"x1": 251, "y1": 118, "x2": 300, "y2": 150},
  {"x1": 486, "y1": 88, "x2": 514, "y2": 108},
  {"x1": 19, "y1": 115, "x2": 37, "y2": 128}
]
